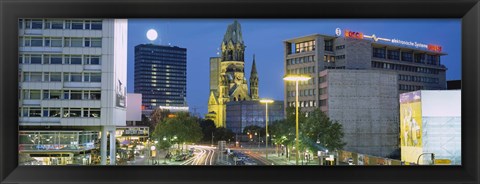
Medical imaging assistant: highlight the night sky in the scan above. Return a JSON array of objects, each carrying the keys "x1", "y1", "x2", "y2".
[{"x1": 126, "y1": 19, "x2": 461, "y2": 117}]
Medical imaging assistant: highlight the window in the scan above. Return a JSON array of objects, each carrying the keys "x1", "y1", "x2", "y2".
[
  {"x1": 414, "y1": 54, "x2": 425, "y2": 63},
  {"x1": 18, "y1": 19, "x2": 23, "y2": 29},
  {"x1": 84, "y1": 38, "x2": 102, "y2": 47},
  {"x1": 71, "y1": 20, "x2": 84, "y2": 29},
  {"x1": 336, "y1": 45, "x2": 345, "y2": 50},
  {"x1": 387, "y1": 50, "x2": 400, "y2": 60},
  {"x1": 52, "y1": 90, "x2": 62, "y2": 99},
  {"x1": 50, "y1": 55, "x2": 63, "y2": 64},
  {"x1": 23, "y1": 37, "x2": 43, "y2": 47},
  {"x1": 70, "y1": 90, "x2": 82, "y2": 100},
  {"x1": 91, "y1": 73, "x2": 101, "y2": 82},
  {"x1": 65, "y1": 37, "x2": 83, "y2": 47},
  {"x1": 295, "y1": 40, "x2": 315, "y2": 53},
  {"x1": 50, "y1": 73, "x2": 61, "y2": 82},
  {"x1": 324, "y1": 40, "x2": 333, "y2": 51},
  {"x1": 65, "y1": 108, "x2": 82, "y2": 117},
  {"x1": 71, "y1": 73, "x2": 82, "y2": 82},
  {"x1": 29, "y1": 54, "x2": 42, "y2": 64},
  {"x1": 320, "y1": 100, "x2": 327, "y2": 106},
  {"x1": 65, "y1": 55, "x2": 82, "y2": 64},
  {"x1": 373, "y1": 48, "x2": 386, "y2": 58},
  {"x1": 84, "y1": 55, "x2": 101, "y2": 65},
  {"x1": 335, "y1": 55, "x2": 345, "y2": 60},
  {"x1": 83, "y1": 108, "x2": 101, "y2": 118},
  {"x1": 29, "y1": 107, "x2": 42, "y2": 117},
  {"x1": 25, "y1": 19, "x2": 43, "y2": 29},
  {"x1": 44, "y1": 37, "x2": 63, "y2": 47},
  {"x1": 23, "y1": 90, "x2": 41, "y2": 100},
  {"x1": 48, "y1": 108, "x2": 61, "y2": 117},
  {"x1": 85, "y1": 20, "x2": 102, "y2": 30},
  {"x1": 24, "y1": 72, "x2": 42, "y2": 82},
  {"x1": 401, "y1": 52, "x2": 413, "y2": 62},
  {"x1": 426, "y1": 54, "x2": 438, "y2": 65},
  {"x1": 45, "y1": 19, "x2": 64, "y2": 29}
]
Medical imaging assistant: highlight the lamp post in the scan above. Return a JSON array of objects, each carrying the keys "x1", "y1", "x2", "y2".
[
  {"x1": 283, "y1": 74, "x2": 311, "y2": 165},
  {"x1": 260, "y1": 98, "x2": 274, "y2": 160}
]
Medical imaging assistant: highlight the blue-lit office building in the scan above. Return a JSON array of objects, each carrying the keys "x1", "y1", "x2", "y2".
[
  {"x1": 134, "y1": 44, "x2": 187, "y2": 115},
  {"x1": 226, "y1": 100, "x2": 284, "y2": 134}
]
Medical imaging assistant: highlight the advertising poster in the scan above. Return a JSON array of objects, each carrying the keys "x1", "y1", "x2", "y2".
[{"x1": 400, "y1": 91, "x2": 423, "y2": 163}]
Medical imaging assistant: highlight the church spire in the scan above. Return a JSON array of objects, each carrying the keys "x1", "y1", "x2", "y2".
[
  {"x1": 250, "y1": 54, "x2": 259, "y2": 100},
  {"x1": 250, "y1": 54, "x2": 257, "y2": 76},
  {"x1": 221, "y1": 20, "x2": 245, "y2": 61}
]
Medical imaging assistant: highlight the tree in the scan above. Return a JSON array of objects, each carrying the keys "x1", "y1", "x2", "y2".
[
  {"x1": 301, "y1": 108, "x2": 346, "y2": 151},
  {"x1": 151, "y1": 112, "x2": 203, "y2": 147},
  {"x1": 148, "y1": 108, "x2": 171, "y2": 134},
  {"x1": 199, "y1": 119, "x2": 216, "y2": 142},
  {"x1": 213, "y1": 127, "x2": 235, "y2": 142}
]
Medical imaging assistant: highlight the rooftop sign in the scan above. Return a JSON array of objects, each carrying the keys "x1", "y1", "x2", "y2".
[{"x1": 337, "y1": 28, "x2": 442, "y2": 52}]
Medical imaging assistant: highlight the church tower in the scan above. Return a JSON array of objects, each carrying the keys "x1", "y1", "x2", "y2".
[
  {"x1": 206, "y1": 20, "x2": 259, "y2": 128},
  {"x1": 250, "y1": 55, "x2": 259, "y2": 100}
]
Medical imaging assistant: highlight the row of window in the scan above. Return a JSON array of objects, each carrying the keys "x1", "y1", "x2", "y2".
[
  {"x1": 135, "y1": 60, "x2": 186, "y2": 66},
  {"x1": 286, "y1": 89, "x2": 316, "y2": 97},
  {"x1": 324, "y1": 66, "x2": 346, "y2": 70},
  {"x1": 399, "y1": 74, "x2": 439, "y2": 84},
  {"x1": 135, "y1": 63, "x2": 186, "y2": 70},
  {"x1": 287, "y1": 100, "x2": 317, "y2": 108},
  {"x1": 134, "y1": 71, "x2": 186, "y2": 77},
  {"x1": 373, "y1": 48, "x2": 440, "y2": 65},
  {"x1": 286, "y1": 66, "x2": 316, "y2": 75},
  {"x1": 371, "y1": 61, "x2": 442, "y2": 74},
  {"x1": 324, "y1": 55, "x2": 335, "y2": 63},
  {"x1": 286, "y1": 77, "x2": 316, "y2": 86},
  {"x1": 286, "y1": 55, "x2": 315, "y2": 65},
  {"x1": 19, "y1": 36, "x2": 102, "y2": 48},
  {"x1": 22, "y1": 89, "x2": 101, "y2": 100},
  {"x1": 136, "y1": 47, "x2": 186, "y2": 54},
  {"x1": 19, "y1": 54, "x2": 101, "y2": 65},
  {"x1": 19, "y1": 19, "x2": 102, "y2": 30},
  {"x1": 135, "y1": 54, "x2": 187, "y2": 59},
  {"x1": 23, "y1": 72, "x2": 101, "y2": 83},
  {"x1": 135, "y1": 83, "x2": 186, "y2": 88},
  {"x1": 20, "y1": 107, "x2": 101, "y2": 118},
  {"x1": 336, "y1": 45, "x2": 345, "y2": 50},
  {"x1": 295, "y1": 40, "x2": 316, "y2": 53},
  {"x1": 399, "y1": 84, "x2": 424, "y2": 91}
]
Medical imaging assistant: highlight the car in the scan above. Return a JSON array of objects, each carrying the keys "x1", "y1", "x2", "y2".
[{"x1": 348, "y1": 158, "x2": 354, "y2": 165}]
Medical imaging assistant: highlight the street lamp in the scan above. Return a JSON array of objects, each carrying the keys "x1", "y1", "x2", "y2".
[
  {"x1": 260, "y1": 98, "x2": 274, "y2": 160},
  {"x1": 283, "y1": 74, "x2": 311, "y2": 165}
]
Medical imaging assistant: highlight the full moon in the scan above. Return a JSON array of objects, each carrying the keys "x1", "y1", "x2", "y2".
[{"x1": 146, "y1": 29, "x2": 158, "y2": 41}]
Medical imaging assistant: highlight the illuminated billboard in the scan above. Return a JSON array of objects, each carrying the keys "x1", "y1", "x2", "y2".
[{"x1": 400, "y1": 90, "x2": 461, "y2": 165}]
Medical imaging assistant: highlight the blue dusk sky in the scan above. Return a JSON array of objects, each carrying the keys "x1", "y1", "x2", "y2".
[{"x1": 126, "y1": 19, "x2": 461, "y2": 117}]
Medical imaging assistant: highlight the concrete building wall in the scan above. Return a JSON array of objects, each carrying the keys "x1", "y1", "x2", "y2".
[
  {"x1": 126, "y1": 93, "x2": 142, "y2": 122},
  {"x1": 325, "y1": 70, "x2": 399, "y2": 157}
]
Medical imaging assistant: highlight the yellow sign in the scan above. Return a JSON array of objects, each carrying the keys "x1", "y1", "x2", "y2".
[{"x1": 434, "y1": 159, "x2": 451, "y2": 165}]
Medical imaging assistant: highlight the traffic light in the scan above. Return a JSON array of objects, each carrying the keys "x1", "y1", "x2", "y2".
[{"x1": 431, "y1": 153, "x2": 435, "y2": 161}]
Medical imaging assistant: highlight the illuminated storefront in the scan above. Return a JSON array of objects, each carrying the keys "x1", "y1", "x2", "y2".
[{"x1": 19, "y1": 131, "x2": 98, "y2": 165}]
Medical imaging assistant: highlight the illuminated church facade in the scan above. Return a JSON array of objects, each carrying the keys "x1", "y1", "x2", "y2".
[{"x1": 206, "y1": 20, "x2": 259, "y2": 127}]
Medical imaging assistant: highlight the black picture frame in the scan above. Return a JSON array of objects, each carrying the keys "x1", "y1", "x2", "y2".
[{"x1": 0, "y1": 0, "x2": 478, "y2": 184}]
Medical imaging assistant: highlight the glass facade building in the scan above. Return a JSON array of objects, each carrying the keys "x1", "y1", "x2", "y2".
[
  {"x1": 134, "y1": 44, "x2": 187, "y2": 111},
  {"x1": 226, "y1": 101, "x2": 284, "y2": 134}
]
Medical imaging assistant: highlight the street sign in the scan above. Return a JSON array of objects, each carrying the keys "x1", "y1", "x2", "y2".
[{"x1": 434, "y1": 159, "x2": 451, "y2": 165}]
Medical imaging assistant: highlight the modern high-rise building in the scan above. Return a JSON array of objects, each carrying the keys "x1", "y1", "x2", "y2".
[
  {"x1": 206, "y1": 20, "x2": 260, "y2": 128},
  {"x1": 283, "y1": 29, "x2": 448, "y2": 157},
  {"x1": 134, "y1": 44, "x2": 187, "y2": 116},
  {"x1": 18, "y1": 19, "x2": 128, "y2": 165}
]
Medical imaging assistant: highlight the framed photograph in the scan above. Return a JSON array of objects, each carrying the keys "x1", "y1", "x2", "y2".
[{"x1": 0, "y1": 0, "x2": 479, "y2": 184}]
